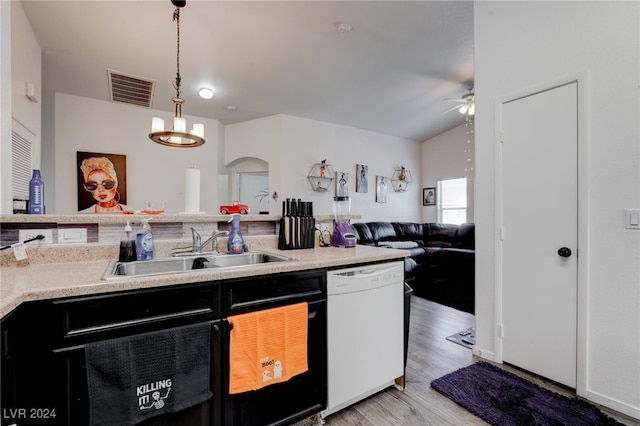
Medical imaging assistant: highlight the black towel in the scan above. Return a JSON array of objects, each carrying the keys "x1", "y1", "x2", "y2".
[{"x1": 85, "y1": 322, "x2": 212, "y2": 426}]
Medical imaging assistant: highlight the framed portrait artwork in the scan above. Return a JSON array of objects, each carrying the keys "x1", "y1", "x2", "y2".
[
  {"x1": 77, "y1": 151, "x2": 127, "y2": 213},
  {"x1": 423, "y1": 187, "x2": 436, "y2": 206},
  {"x1": 336, "y1": 171, "x2": 349, "y2": 197},
  {"x1": 356, "y1": 164, "x2": 368, "y2": 193},
  {"x1": 376, "y1": 175, "x2": 388, "y2": 203}
]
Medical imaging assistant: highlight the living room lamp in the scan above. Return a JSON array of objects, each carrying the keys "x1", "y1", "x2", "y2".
[{"x1": 149, "y1": 0, "x2": 205, "y2": 148}]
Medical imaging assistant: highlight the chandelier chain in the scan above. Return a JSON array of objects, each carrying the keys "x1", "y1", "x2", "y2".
[
  {"x1": 173, "y1": 7, "x2": 181, "y2": 98},
  {"x1": 149, "y1": 1, "x2": 205, "y2": 147}
]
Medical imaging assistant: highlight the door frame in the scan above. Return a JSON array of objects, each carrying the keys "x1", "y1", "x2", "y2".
[{"x1": 493, "y1": 71, "x2": 590, "y2": 397}]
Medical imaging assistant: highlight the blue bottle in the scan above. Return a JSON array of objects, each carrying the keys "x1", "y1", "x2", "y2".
[
  {"x1": 227, "y1": 214, "x2": 245, "y2": 254},
  {"x1": 136, "y1": 218, "x2": 154, "y2": 261},
  {"x1": 29, "y1": 169, "x2": 44, "y2": 214}
]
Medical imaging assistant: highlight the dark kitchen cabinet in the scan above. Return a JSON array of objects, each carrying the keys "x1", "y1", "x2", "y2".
[
  {"x1": 1, "y1": 268, "x2": 328, "y2": 426},
  {"x1": 1, "y1": 310, "x2": 17, "y2": 420},
  {"x1": 1, "y1": 282, "x2": 220, "y2": 426},
  {"x1": 222, "y1": 270, "x2": 327, "y2": 426}
]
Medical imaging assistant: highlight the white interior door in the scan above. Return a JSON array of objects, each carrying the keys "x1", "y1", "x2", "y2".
[{"x1": 501, "y1": 82, "x2": 578, "y2": 388}]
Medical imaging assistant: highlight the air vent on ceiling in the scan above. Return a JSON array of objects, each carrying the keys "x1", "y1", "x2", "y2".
[{"x1": 107, "y1": 69, "x2": 155, "y2": 108}]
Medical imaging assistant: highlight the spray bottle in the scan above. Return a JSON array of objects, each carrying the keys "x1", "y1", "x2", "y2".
[{"x1": 227, "y1": 214, "x2": 245, "y2": 254}]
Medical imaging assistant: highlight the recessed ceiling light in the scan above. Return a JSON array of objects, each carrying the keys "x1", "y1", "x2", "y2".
[
  {"x1": 199, "y1": 87, "x2": 214, "y2": 99},
  {"x1": 226, "y1": 105, "x2": 237, "y2": 112}
]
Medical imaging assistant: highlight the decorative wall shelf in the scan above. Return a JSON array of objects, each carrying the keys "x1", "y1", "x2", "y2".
[
  {"x1": 391, "y1": 167, "x2": 412, "y2": 192},
  {"x1": 307, "y1": 160, "x2": 335, "y2": 192}
]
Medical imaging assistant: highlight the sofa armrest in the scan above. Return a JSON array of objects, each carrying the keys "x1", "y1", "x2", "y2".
[
  {"x1": 455, "y1": 222, "x2": 475, "y2": 249},
  {"x1": 352, "y1": 222, "x2": 375, "y2": 245}
]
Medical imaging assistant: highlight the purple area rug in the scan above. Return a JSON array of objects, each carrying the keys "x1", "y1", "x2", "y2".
[{"x1": 431, "y1": 361, "x2": 624, "y2": 426}]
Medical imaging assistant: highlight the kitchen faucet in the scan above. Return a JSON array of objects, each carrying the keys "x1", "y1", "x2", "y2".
[{"x1": 190, "y1": 228, "x2": 229, "y2": 254}]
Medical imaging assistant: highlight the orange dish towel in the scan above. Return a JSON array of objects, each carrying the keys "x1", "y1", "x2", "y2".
[{"x1": 228, "y1": 302, "x2": 308, "y2": 394}]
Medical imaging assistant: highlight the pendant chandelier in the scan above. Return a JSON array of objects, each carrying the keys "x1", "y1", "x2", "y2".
[{"x1": 149, "y1": 0, "x2": 205, "y2": 148}]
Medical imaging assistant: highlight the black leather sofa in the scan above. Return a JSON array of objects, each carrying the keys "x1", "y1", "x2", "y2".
[{"x1": 351, "y1": 222, "x2": 475, "y2": 314}]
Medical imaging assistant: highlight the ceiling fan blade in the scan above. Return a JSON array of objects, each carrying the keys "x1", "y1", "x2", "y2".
[
  {"x1": 441, "y1": 104, "x2": 464, "y2": 114},
  {"x1": 443, "y1": 98, "x2": 467, "y2": 103}
]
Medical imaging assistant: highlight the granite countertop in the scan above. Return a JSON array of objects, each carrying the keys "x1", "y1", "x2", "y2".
[
  {"x1": 1, "y1": 213, "x2": 360, "y2": 224},
  {"x1": 0, "y1": 237, "x2": 407, "y2": 318},
  {"x1": 1, "y1": 213, "x2": 283, "y2": 224}
]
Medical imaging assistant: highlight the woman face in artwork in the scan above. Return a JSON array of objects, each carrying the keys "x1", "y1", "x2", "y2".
[{"x1": 84, "y1": 170, "x2": 118, "y2": 204}]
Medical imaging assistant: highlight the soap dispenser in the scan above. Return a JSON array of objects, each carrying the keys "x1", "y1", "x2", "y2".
[
  {"x1": 227, "y1": 214, "x2": 244, "y2": 254},
  {"x1": 119, "y1": 220, "x2": 137, "y2": 262}
]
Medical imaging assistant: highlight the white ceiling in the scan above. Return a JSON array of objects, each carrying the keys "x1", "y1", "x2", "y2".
[{"x1": 20, "y1": 0, "x2": 474, "y2": 142}]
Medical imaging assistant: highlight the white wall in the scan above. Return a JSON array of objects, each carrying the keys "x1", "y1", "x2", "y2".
[
  {"x1": 224, "y1": 114, "x2": 283, "y2": 214},
  {"x1": 474, "y1": 1, "x2": 640, "y2": 419},
  {"x1": 420, "y1": 122, "x2": 475, "y2": 223},
  {"x1": 0, "y1": 1, "x2": 12, "y2": 214},
  {"x1": 53, "y1": 93, "x2": 220, "y2": 214},
  {"x1": 225, "y1": 114, "x2": 422, "y2": 221},
  {"x1": 1, "y1": 1, "x2": 41, "y2": 213},
  {"x1": 11, "y1": 0, "x2": 41, "y2": 147}
]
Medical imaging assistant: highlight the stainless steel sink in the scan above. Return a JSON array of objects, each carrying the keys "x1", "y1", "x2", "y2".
[
  {"x1": 206, "y1": 251, "x2": 291, "y2": 268},
  {"x1": 101, "y1": 251, "x2": 295, "y2": 280}
]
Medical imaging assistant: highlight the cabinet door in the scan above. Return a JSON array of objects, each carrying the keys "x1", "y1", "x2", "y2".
[
  {"x1": 56, "y1": 321, "x2": 221, "y2": 426},
  {"x1": 223, "y1": 300, "x2": 326, "y2": 426},
  {"x1": 222, "y1": 271, "x2": 327, "y2": 426},
  {"x1": 2, "y1": 282, "x2": 222, "y2": 426},
  {"x1": 1, "y1": 312, "x2": 17, "y2": 423},
  {"x1": 0, "y1": 303, "x2": 62, "y2": 426}
]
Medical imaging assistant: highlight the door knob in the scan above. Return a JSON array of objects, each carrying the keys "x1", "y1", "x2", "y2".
[{"x1": 557, "y1": 247, "x2": 572, "y2": 257}]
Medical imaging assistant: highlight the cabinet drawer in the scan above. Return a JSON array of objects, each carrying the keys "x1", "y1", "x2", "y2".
[
  {"x1": 54, "y1": 282, "x2": 219, "y2": 340},
  {"x1": 223, "y1": 270, "x2": 325, "y2": 314}
]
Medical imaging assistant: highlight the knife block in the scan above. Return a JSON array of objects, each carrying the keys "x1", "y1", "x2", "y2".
[{"x1": 278, "y1": 216, "x2": 316, "y2": 250}]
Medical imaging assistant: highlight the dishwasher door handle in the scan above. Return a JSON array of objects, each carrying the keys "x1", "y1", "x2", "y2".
[{"x1": 331, "y1": 264, "x2": 399, "y2": 278}]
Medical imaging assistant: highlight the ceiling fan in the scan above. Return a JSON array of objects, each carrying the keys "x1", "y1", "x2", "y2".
[{"x1": 443, "y1": 83, "x2": 475, "y2": 116}]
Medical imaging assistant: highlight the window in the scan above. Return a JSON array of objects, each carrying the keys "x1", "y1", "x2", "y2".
[{"x1": 437, "y1": 177, "x2": 467, "y2": 224}]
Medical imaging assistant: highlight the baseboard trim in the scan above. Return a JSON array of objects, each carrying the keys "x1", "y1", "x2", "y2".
[
  {"x1": 472, "y1": 346, "x2": 495, "y2": 361},
  {"x1": 586, "y1": 389, "x2": 640, "y2": 421}
]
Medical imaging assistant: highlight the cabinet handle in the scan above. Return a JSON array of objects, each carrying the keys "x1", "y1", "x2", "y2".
[
  {"x1": 224, "y1": 319, "x2": 234, "y2": 330},
  {"x1": 63, "y1": 308, "x2": 214, "y2": 337}
]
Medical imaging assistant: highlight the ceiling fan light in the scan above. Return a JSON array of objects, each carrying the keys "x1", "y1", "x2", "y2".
[
  {"x1": 468, "y1": 103, "x2": 475, "y2": 116},
  {"x1": 459, "y1": 105, "x2": 468, "y2": 114}
]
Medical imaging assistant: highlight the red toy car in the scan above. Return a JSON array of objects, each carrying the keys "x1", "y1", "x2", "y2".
[{"x1": 219, "y1": 201, "x2": 250, "y2": 215}]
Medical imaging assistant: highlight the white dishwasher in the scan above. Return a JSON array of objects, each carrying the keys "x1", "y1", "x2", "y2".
[{"x1": 322, "y1": 261, "x2": 405, "y2": 418}]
